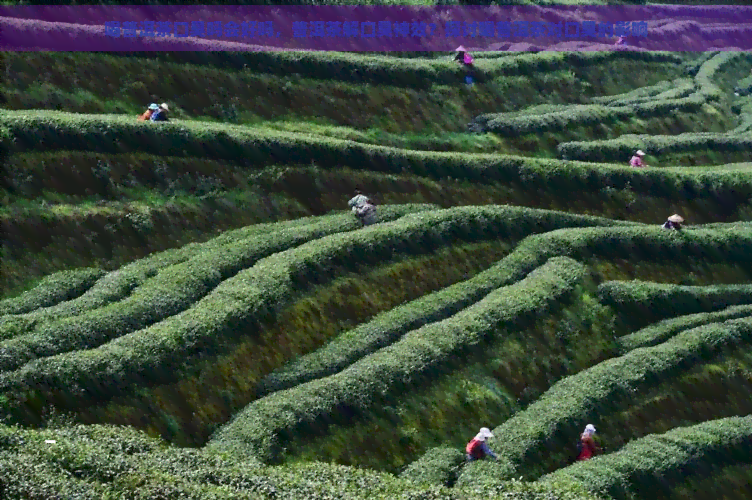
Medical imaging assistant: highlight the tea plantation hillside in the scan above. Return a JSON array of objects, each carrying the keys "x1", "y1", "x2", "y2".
[{"x1": 1, "y1": 47, "x2": 752, "y2": 499}]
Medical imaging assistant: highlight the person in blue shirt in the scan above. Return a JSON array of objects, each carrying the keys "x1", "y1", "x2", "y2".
[
  {"x1": 465, "y1": 427, "x2": 498, "y2": 461},
  {"x1": 150, "y1": 102, "x2": 170, "y2": 122}
]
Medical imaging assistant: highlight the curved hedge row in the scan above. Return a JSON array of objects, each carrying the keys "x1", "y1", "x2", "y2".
[
  {"x1": 539, "y1": 416, "x2": 752, "y2": 500},
  {"x1": 455, "y1": 315, "x2": 752, "y2": 485},
  {"x1": 0, "y1": 268, "x2": 105, "y2": 317},
  {"x1": 0, "y1": 212, "x2": 384, "y2": 374},
  {"x1": 107, "y1": 50, "x2": 682, "y2": 89},
  {"x1": 469, "y1": 96, "x2": 705, "y2": 136},
  {"x1": 207, "y1": 256, "x2": 589, "y2": 463},
  {"x1": 590, "y1": 79, "x2": 678, "y2": 105},
  {"x1": 597, "y1": 280, "x2": 752, "y2": 327},
  {"x1": 4, "y1": 111, "x2": 752, "y2": 205},
  {"x1": 603, "y1": 79, "x2": 696, "y2": 108},
  {"x1": 618, "y1": 303, "x2": 752, "y2": 352},
  {"x1": 0, "y1": 421, "x2": 599, "y2": 500},
  {"x1": 0, "y1": 205, "x2": 601, "y2": 413},
  {"x1": 0, "y1": 212, "x2": 369, "y2": 339},
  {"x1": 256, "y1": 215, "x2": 636, "y2": 398},
  {"x1": 695, "y1": 51, "x2": 750, "y2": 101},
  {"x1": 558, "y1": 132, "x2": 752, "y2": 163},
  {"x1": 399, "y1": 446, "x2": 465, "y2": 487}
]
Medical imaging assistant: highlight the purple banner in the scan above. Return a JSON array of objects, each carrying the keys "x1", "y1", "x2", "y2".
[{"x1": 1, "y1": 6, "x2": 752, "y2": 51}]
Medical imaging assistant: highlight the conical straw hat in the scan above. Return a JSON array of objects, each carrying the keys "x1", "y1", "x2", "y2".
[{"x1": 668, "y1": 214, "x2": 684, "y2": 223}]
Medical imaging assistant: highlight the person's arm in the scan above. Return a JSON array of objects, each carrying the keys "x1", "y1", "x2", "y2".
[{"x1": 481, "y1": 441, "x2": 498, "y2": 459}]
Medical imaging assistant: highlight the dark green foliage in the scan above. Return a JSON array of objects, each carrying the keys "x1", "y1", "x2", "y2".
[{"x1": 0, "y1": 268, "x2": 105, "y2": 317}]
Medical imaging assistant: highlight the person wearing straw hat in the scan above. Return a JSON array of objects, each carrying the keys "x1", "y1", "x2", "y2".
[
  {"x1": 662, "y1": 214, "x2": 684, "y2": 230},
  {"x1": 150, "y1": 102, "x2": 170, "y2": 122},
  {"x1": 465, "y1": 427, "x2": 499, "y2": 461},
  {"x1": 629, "y1": 150, "x2": 647, "y2": 168},
  {"x1": 138, "y1": 103, "x2": 159, "y2": 121},
  {"x1": 454, "y1": 45, "x2": 475, "y2": 87},
  {"x1": 576, "y1": 424, "x2": 601, "y2": 461}
]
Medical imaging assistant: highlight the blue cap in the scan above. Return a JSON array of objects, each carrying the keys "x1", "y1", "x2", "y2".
[{"x1": 148, "y1": 103, "x2": 159, "y2": 110}]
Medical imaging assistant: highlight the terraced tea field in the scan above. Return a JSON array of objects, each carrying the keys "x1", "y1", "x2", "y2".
[{"x1": 2, "y1": 46, "x2": 752, "y2": 500}]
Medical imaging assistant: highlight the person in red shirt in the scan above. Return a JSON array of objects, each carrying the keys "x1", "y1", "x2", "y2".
[
  {"x1": 577, "y1": 424, "x2": 601, "y2": 461},
  {"x1": 465, "y1": 427, "x2": 498, "y2": 462}
]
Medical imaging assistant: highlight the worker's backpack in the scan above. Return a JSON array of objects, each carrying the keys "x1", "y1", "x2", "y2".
[{"x1": 576, "y1": 439, "x2": 583, "y2": 454}]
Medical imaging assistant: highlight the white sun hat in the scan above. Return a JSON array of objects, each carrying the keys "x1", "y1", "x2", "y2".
[
  {"x1": 159, "y1": 103, "x2": 169, "y2": 112},
  {"x1": 636, "y1": 150, "x2": 646, "y2": 156},
  {"x1": 668, "y1": 214, "x2": 684, "y2": 223},
  {"x1": 455, "y1": 45, "x2": 467, "y2": 52},
  {"x1": 475, "y1": 427, "x2": 494, "y2": 441},
  {"x1": 584, "y1": 424, "x2": 596, "y2": 435}
]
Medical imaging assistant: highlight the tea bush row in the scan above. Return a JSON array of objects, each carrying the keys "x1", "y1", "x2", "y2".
[
  {"x1": 0, "y1": 212, "x2": 370, "y2": 338},
  {"x1": 456, "y1": 315, "x2": 752, "y2": 484},
  {"x1": 618, "y1": 303, "x2": 752, "y2": 352},
  {"x1": 0, "y1": 206, "x2": 580, "y2": 412},
  {"x1": 589, "y1": 79, "x2": 678, "y2": 105},
  {"x1": 257, "y1": 213, "x2": 636, "y2": 397},
  {"x1": 399, "y1": 446, "x2": 465, "y2": 487},
  {"x1": 558, "y1": 132, "x2": 752, "y2": 163},
  {"x1": 108, "y1": 50, "x2": 682, "y2": 89},
  {"x1": 472, "y1": 51, "x2": 748, "y2": 136},
  {"x1": 695, "y1": 51, "x2": 751, "y2": 101},
  {"x1": 539, "y1": 416, "x2": 752, "y2": 500},
  {"x1": 597, "y1": 280, "x2": 752, "y2": 326},
  {"x1": 736, "y1": 74, "x2": 752, "y2": 96},
  {"x1": 4, "y1": 110, "x2": 752, "y2": 204},
  {"x1": 0, "y1": 422, "x2": 598, "y2": 500},
  {"x1": 0, "y1": 210, "x2": 423, "y2": 373},
  {"x1": 207, "y1": 257, "x2": 589, "y2": 463},
  {"x1": 0, "y1": 268, "x2": 105, "y2": 317},
  {"x1": 469, "y1": 96, "x2": 705, "y2": 136}
]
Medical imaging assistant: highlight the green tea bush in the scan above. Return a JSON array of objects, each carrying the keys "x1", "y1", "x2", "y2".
[
  {"x1": 456, "y1": 315, "x2": 752, "y2": 484},
  {"x1": 470, "y1": 97, "x2": 704, "y2": 136},
  {"x1": 558, "y1": 132, "x2": 752, "y2": 163},
  {"x1": 695, "y1": 52, "x2": 749, "y2": 101},
  {"x1": 539, "y1": 416, "x2": 752, "y2": 500},
  {"x1": 399, "y1": 446, "x2": 465, "y2": 487},
  {"x1": 736, "y1": 74, "x2": 752, "y2": 96},
  {"x1": 207, "y1": 257, "x2": 588, "y2": 463},
  {"x1": 110, "y1": 50, "x2": 681, "y2": 89},
  {"x1": 0, "y1": 212, "x2": 387, "y2": 373},
  {"x1": 618, "y1": 303, "x2": 752, "y2": 352},
  {"x1": 0, "y1": 212, "x2": 373, "y2": 339},
  {"x1": 0, "y1": 206, "x2": 581, "y2": 411},
  {"x1": 4, "y1": 110, "x2": 752, "y2": 204},
  {"x1": 257, "y1": 212, "x2": 635, "y2": 397},
  {"x1": 0, "y1": 268, "x2": 105, "y2": 317},
  {"x1": 682, "y1": 51, "x2": 720, "y2": 77},
  {"x1": 590, "y1": 79, "x2": 678, "y2": 105},
  {"x1": 597, "y1": 280, "x2": 752, "y2": 327},
  {"x1": 0, "y1": 421, "x2": 599, "y2": 500}
]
